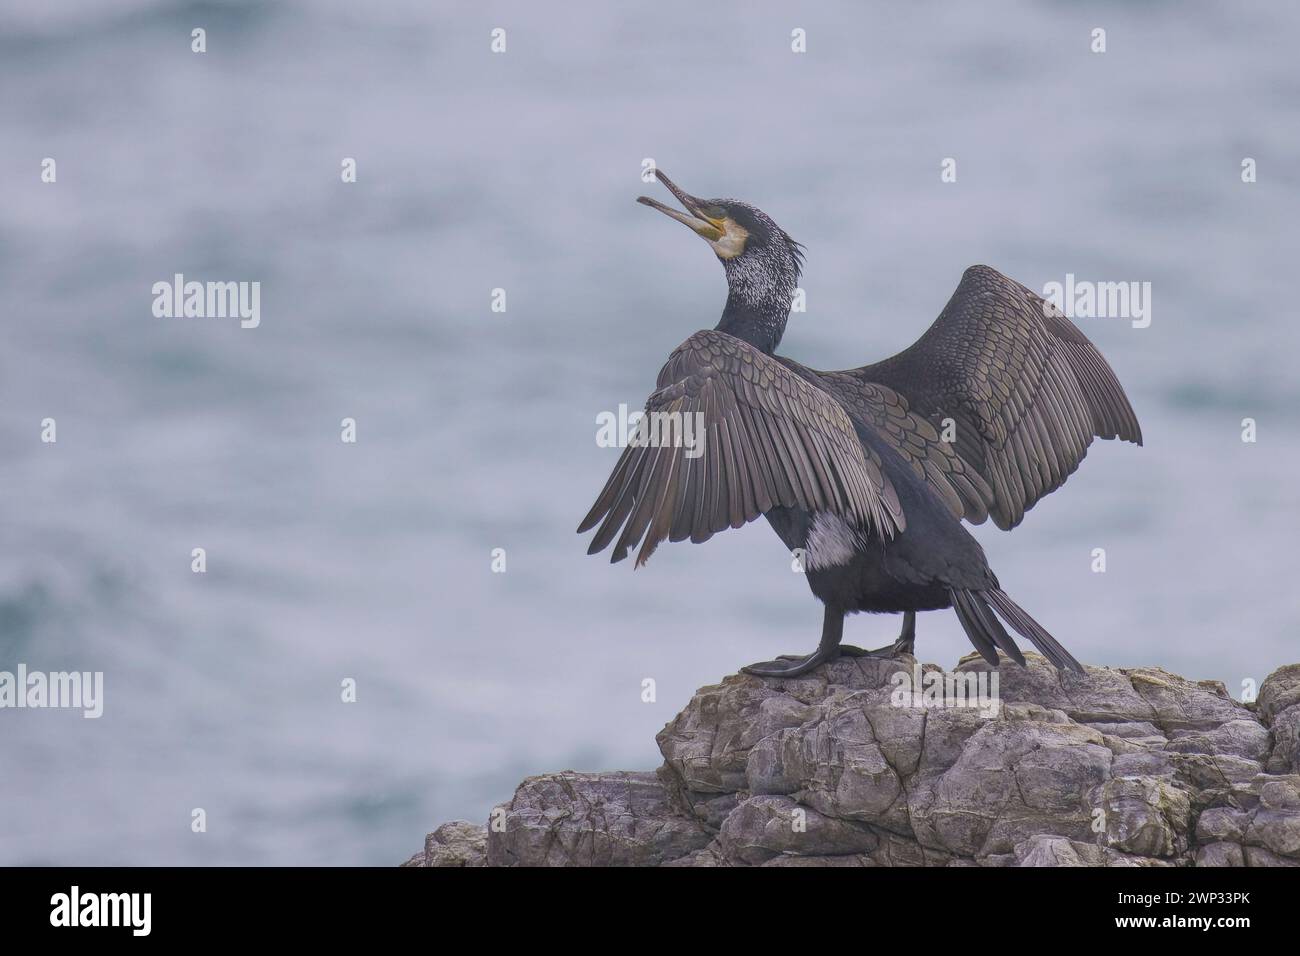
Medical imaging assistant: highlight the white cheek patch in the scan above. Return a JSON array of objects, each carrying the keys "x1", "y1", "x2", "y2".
[
  {"x1": 804, "y1": 511, "x2": 867, "y2": 570},
  {"x1": 710, "y1": 219, "x2": 749, "y2": 260}
]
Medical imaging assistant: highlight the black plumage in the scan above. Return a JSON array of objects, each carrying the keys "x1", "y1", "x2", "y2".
[{"x1": 578, "y1": 170, "x2": 1142, "y2": 677}]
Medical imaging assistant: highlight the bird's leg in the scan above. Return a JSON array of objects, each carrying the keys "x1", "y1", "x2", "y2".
[
  {"x1": 896, "y1": 610, "x2": 916, "y2": 654},
  {"x1": 742, "y1": 606, "x2": 846, "y2": 678},
  {"x1": 839, "y1": 610, "x2": 916, "y2": 659},
  {"x1": 853, "y1": 610, "x2": 916, "y2": 657}
]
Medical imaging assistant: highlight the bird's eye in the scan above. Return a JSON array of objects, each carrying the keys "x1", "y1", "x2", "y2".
[{"x1": 704, "y1": 206, "x2": 727, "y2": 221}]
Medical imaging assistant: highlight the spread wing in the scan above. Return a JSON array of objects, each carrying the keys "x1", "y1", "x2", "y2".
[
  {"x1": 829, "y1": 265, "x2": 1142, "y2": 530},
  {"x1": 578, "y1": 330, "x2": 904, "y2": 566},
  {"x1": 778, "y1": 361, "x2": 995, "y2": 524}
]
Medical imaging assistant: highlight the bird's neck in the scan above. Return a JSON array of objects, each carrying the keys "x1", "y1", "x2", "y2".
[
  {"x1": 715, "y1": 264, "x2": 796, "y2": 355},
  {"x1": 716, "y1": 297, "x2": 788, "y2": 354}
]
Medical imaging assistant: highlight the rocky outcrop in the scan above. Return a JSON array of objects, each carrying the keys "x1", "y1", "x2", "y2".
[{"x1": 404, "y1": 656, "x2": 1300, "y2": 867}]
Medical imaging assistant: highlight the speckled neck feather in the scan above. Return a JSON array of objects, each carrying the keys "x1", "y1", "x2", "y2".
[{"x1": 714, "y1": 209, "x2": 804, "y2": 355}]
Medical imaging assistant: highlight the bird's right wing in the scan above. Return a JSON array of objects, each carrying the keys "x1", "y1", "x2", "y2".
[{"x1": 578, "y1": 330, "x2": 904, "y2": 567}]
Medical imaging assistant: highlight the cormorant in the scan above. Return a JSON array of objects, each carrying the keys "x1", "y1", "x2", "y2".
[{"x1": 578, "y1": 170, "x2": 1142, "y2": 677}]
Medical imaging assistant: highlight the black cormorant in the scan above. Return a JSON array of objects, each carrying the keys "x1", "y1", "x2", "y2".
[{"x1": 578, "y1": 170, "x2": 1142, "y2": 677}]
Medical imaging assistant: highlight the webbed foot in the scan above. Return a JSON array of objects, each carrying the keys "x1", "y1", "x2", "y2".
[
  {"x1": 744, "y1": 610, "x2": 916, "y2": 676},
  {"x1": 741, "y1": 648, "x2": 842, "y2": 678},
  {"x1": 844, "y1": 635, "x2": 914, "y2": 660}
]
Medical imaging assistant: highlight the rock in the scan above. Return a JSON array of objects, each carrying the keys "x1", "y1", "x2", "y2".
[
  {"x1": 400, "y1": 821, "x2": 487, "y2": 867},
  {"x1": 405, "y1": 655, "x2": 1300, "y2": 867},
  {"x1": 1012, "y1": 834, "x2": 1167, "y2": 867},
  {"x1": 1267, "y1": 709, "x2": 1300, "y2": 775},
  {"x1": 1258, "y1": 665, "x2": 1300, "y2": 724},
  {"x1": 717, "y1": 795, "x2": 878, "y2": 864},
  {"x1": 1195, "y1": 841, "x2": 1245, "y2": 866},
  {"x1": 1096, "y1": 777, "x2": 1192, "y2": 857},
  {"x1": 1260, "y1": 666, "x2": 1300, "y2": 775},
  {"x1": 483, "y1": 770, "x2": 713, "y2": 867}
]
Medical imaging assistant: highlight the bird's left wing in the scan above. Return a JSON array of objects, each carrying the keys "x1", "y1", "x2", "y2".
[
  {"x1": 578, "y1": 330, "x2": 904, "y2": 566},
  {"x1": 825, "y1": 265, "x2": 1142, "y2": 530}
]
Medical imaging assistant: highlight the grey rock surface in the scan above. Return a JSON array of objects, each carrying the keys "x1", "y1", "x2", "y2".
[
  {"x1": 401, "y1": 820, "x2": 487, "y2": 867},
  {"x1": 404, "y1": 655, "x2": 1300, "y2": 867}
]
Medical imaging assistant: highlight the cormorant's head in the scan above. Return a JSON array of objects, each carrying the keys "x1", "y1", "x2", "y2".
[
  {"x1": 637, "y1": 169, "x2": 803, "y2": 279},
  {"x1": 637, "y1": 169, "x2": 803, "y2": 353}
]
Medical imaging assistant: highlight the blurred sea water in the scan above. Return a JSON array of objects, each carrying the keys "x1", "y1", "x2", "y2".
[{"x1": 0, "y1": 0, "x2": 1298, "y2": 864}]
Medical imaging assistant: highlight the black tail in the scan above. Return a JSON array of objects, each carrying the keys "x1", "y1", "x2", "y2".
[{"x1": 949, "y1": 588, "x2": 1085, "y2": 674}]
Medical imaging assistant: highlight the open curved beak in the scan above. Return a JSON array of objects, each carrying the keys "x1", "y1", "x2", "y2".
[{"x1": 637, "y1": 169, "x2": 725, "y2": 241}]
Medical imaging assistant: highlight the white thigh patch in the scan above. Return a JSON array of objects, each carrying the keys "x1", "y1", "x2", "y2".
[{"x1": 804, "y1": 512, "x2": 867, "y2": 571}]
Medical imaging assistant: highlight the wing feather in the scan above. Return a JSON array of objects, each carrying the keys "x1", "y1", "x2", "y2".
[
  {"x1": 798, "y1": 265, "x2": 1142, "y2": 529},
  {"x1": 579, "y1": 330, "x2": 903, "y2": 566}
]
